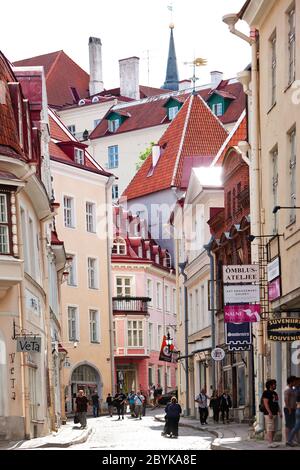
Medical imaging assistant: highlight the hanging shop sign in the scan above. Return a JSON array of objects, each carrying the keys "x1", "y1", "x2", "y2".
[
  {"x1": 228, "y1": 343, "x2": 251, "y2": 352},
  {"x1": 224, "y1": 304, "x2": 261, "y2": 323},
  {"x1": 267, "y1": 257, "x2": 280, "y2": 282},
  {"x1": 225, "y1": 322, "x2": 252, "y2": 346},
  {"x1": 211, "y1": 348, "x2": 225, "y2": 361},
  {"x1": 224, "y1": 284, "x2": 260, "y2": 304},
  {"x1": 223, "y1": 265, "x2": 260, "y2": 284},
  {"x1": 268, "y1": 277, "x2": 281, "y2": 302},
  {"x1": 267, "y1": 318, "x2": 300, "y2": 342},
  {"x1": 16, "y1": 336, "x2": 41, "y2": 353}
]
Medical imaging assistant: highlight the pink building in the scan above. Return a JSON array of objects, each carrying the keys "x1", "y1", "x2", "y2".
[{"x1": 112, "y1": 206, "x2": 177, "y2": 399}]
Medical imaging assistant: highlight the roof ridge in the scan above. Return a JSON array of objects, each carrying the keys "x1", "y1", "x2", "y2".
[{"x1": 171, "y1": 94, "x2": 194, "y2": 186}]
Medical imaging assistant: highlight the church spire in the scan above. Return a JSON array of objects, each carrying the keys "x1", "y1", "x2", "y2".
[{"x1": 162, "y1": 24, "x2": 179, "y2": 91}]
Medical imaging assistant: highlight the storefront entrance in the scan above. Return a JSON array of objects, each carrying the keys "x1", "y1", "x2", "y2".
[
  {"x1": 116, "y1": 365, "x2": 136, "y2": 393},
  {"x1": 68, "y1": 364, "x2": 102, "y2": 414}
]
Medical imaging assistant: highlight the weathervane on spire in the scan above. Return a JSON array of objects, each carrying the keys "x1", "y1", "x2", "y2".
[
  {"x1": 167, "y1": 1, "x2": 174, "y2": 28},
  {"x1": 184, "y1": 57, "x2": 208, "y2": 94}
]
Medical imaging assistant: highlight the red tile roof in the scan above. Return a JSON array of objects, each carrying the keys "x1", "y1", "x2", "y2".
[
  {"x1": 14, "y1": 51, "x2": 89, "y2": 108},
  {"x1": 49, "y1": 110, "x2": 111, "y2": 176},
  {"x1": 123, "y1": 94, "x2": 228, "y2": 200},
  {"x1": 90, "y1": 80, "x2": 245, "y2": 140},
  {"x1": 211, "y1": 112, "x2": 247, "y2": 167}
]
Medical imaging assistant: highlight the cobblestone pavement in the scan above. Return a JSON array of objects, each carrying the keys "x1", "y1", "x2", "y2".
[{"x1": 36, "y1": 410, "x2": 213, "y2": 450}]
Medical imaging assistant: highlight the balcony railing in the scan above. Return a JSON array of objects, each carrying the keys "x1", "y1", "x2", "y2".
[{"x1": 112, "y1": 297, "x2": 151, "y2": 314}]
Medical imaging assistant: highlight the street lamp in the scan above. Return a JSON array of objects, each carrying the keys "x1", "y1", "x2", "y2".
[
  {"x1": 273, "y1": 206, "x2": 300, "y2": 214},
  {"x1": 166, "y1": 332, "x2": 173, "y2": 354}
]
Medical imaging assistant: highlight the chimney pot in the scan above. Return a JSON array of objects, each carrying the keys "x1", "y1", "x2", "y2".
[
  {"x1": 89, "y1": 37, "x2": 104, "y2": 96},
  {"x1": 119, "y1": 57, "x2": 140, "y2": 100},
  {"x1": 210, "y1": 71, "x2": 223, "y2": 89}
]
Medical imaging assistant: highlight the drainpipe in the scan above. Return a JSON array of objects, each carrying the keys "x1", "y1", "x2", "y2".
[
  {"x1": 204, "y1": 239, "x2": 216, "y2": 391},
  {"x1": 15, "y1": 193, "x2": 31, "y2": 440},
  {"x1": 223, "y1": 15, "x2": 263, "y2": 430},
  {"x1": 178, "y1": 262, "x2": 189, "y2": 416},
  {"x1": 105, "y1": 176, "x2": 115, "y2": 396}
]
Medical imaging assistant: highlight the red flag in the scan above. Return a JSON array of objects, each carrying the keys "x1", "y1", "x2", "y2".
[{"x1": 159, "y1": 335, "x2": 174, "y2": 363}]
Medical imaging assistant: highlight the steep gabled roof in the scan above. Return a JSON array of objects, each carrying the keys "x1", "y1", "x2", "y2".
[
  {"x1": 122, "y1": 93, "x2": 228, "y2": 200},
  {"x1": 14, "y1": 51, "x2": 89, "y2": 108},
  {"x1": 49, "y1": 109, "x2": 111, "y2": 177}
]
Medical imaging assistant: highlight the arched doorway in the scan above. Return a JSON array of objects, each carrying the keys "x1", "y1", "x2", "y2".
[{"x1": 69, "y1": 363, "x2": 102, "y2": 413}]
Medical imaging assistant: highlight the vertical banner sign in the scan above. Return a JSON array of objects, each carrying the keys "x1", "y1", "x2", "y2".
[{"x1": 159, "y1": 335, "x2": 174, "y2": 363}]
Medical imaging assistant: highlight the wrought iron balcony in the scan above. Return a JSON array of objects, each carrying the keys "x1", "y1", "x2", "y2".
[{"x1": 112, "y1": 297, "x2": 151, "y2": 315}]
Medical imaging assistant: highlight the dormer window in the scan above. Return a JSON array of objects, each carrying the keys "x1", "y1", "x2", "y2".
[
  {"x1": 212, "y1": 103, "x2": 223, "y2": 117},
  {"x1": 108, "y1": 119, "x2": 120, "y2": 133},
  {"x1": 74, "y1": 148, "x2": 84, "y2": 165},
  {"x1": 112, "y1": 237, "x2": 127, "y2": 255},
  {"x1": 168, "y1": 106, "x2": 179, "y2": 120},
  {"x1": 163, "y1": 252, "x2": 172, "y2": 268}
]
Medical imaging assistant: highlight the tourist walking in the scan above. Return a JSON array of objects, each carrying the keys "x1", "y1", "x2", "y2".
[
  {"x1": 162, "y1": 397, "x2": 182, "y2": 438},
  {"x1": 209, "y1": 390, "x2": 220, "y2": 423},
  {"x1": 127, "y1": 391, "x2": 136, "y2": 417},
  {"x1": 91, "y1": 389, "x2": 100, "y2": 417},
  {"x1": 286, "y1": 377, "x2": 300, "y2": 447},
  {"x1": 284, "y1": 376, "x2": 297, "y2": 442},
  {"x1": 134, "y1": 391, "x2": 145, "y2": 420},
  {"x1": 106, "y1": 393, "x2": 114, "y2": 417},
  {"x1": 114, "y1": 392, "x2": 126, "y2": 420},
  {"x1": 220, "y1": 390, "x2": 232, "y2": 424},
  {"x1": 195, "y1": 388, "x2": 209, "y2": 425},
  {"x1": 261, "y1": 379, "x2": 282, "y2": 448},
  {"x1": 75, "y1": 389, "x2": 88, "y2": 429}
]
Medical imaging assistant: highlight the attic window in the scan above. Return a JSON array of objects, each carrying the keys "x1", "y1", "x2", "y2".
[
  {"x1": 74, "y1": 148, "x2": 84, "y2": 165},
  {"x1": 112, "y1": 237, "x2": 126, "y2": 255},
  {"x1": 168, "y1": 106, "x2": 179, "y2": 120},
  {"x1": 212, "y1": 103, "x2": 223, "y2": 117},
  {"x1": 108, "y1": 119, "x2": 120, "y2": 133}
]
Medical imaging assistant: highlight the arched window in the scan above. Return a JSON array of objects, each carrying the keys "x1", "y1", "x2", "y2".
[{"x1": 112, "y1": 238, "x2": 127, "y2": 255}]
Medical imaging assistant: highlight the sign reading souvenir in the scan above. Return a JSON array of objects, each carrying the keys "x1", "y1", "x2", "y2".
[
  {"x1": 223, "y1": 265, "x2": 260, "y2": 284},
  {"x1": 268, "y1": 277, "x2": 281, "y2": 302},
  {"x1": 16, "y1": 336, "x2": 41, "y2": 353},
  {"x1": 224, "y1": 304, "x2": 261, "y2": 323},
  {"x1": 267, "y1": 318, "x2": 300, "y2": 342},
  {"x1": 267, "y1": 257, "x2": 280, "y2": 283},
  {"x1": 211, "y1": 348, "x2": 225, "y2": 361},
  {"x1": 225, "y1": 322, "x2": 252, "y2": 345},
  {"x1": 159, "y1": 335, "x2": 174, "y2": 363},
  {"x1": 224, "y1": 284, "x2": 260, "y2": 304}
]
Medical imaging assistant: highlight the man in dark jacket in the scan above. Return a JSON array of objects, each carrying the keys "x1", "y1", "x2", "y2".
[
  {"x1": 162, "y1": 397, "x2": 182, "y2": 438},
  {"x1": 220, "y1": 391, "x2": 232, "y2": 424},
  {"x1": 75, "y1": 390, "x2": 88, "y2": 429}
]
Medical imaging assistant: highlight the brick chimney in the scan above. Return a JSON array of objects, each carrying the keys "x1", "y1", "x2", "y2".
[
  {"x1": 119, "y1": 57, "x2": 140, "y2": 100},
  {"x1": 89, "y1": 37, "x2": 104, "y2": 96}
]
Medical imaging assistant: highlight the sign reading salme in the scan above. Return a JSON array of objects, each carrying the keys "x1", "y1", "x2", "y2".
[
  {"x1": 223, "y1": 265, "x2": 260, "y2": 284},
  {"x1": 224, "y1": 304, "x2": 261, "y2": 323},
  {"x1": 224, "y1": 285, "x2": 260, "y2": 304}
]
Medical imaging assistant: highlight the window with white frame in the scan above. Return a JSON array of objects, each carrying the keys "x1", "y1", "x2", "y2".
[
  {"x1": 116, "y1": 277, "x2": 132, "y2": 297},
  {"x1": 67, "y1": 255, "x2": 77, "y2": 286},
  {"x1": 108, "y1": 119, "x2": 120, "y2": 133},
  {"x1": 270, "y1": 32, "x2": 276, "y2": 106},
  {"x1": 108, "y1": 145, "x2": 119, "y2": 168},
  {"x1": 68, "y1": 306, "x2": 78, "y2": 341},
  {"x1": 168, "y1": 106, "x2": 179, "y2": 120},
  {"x1": 148, "y1": 322, "x2": 153, "y2": 350},
  {"x1": 287, "y1": 5, "x2": 296, "y2": 85},
  {"x1": 212, "y1": 102, "x2": 223, "y2": 117},
  {"x1": 89, "y1": 309, "x2": 100, "y2": 343},
  {"x1": 165, "y1": 285, "x2": 170, "y2": 312},
  {"x1": 74, "y1": 148, "x2": 84, "y2": 165},
  {"x1": 63, "y1": 196, "x2": 75, "y2": 228},
  {"x1": 147, "y1": 279, "x2": 153, "y2": 306},
  {"x1": 112, "y1": 184, "x2": 119, "y2": 200},
  {"x1": 172, "y1": 288, "x2": 176, "y2": 315},
  {"x1": 28, "y1": 218, "x2": 37, "y2": 279},
  {"x1": 289, "y1": 128, "x2": 297, "y2": 223},
  {"x1": 0, "y1": 194, "x2": 9, "y2": 254},
  {"x1": 20, "y1": 207, "x2": 29, "y2": 272},
  {"x1": 164, "y1": 252, "x2": 172, "y2": 268},
  {"x1": 158, "y1": 325, "x2": 162, "y2": 350},
  {"x1": 166, "y1": 366, "x2": 171, "y2": 387},
  {"x1": 86, "y1": 202, "x2": 96, "y2": 233},
  {"x1": 88, "y1": 257, "x2": 98, "y2": 289},
  {"x1": 156, "y1": 282, "x2": 162, "y2": 309},
  {"x1": 112, "y1": 238, "x2": 126, "y2": 255},
  {"x1": 127, "y1": 320, "x2": 143, "y2": 347},
  {"x1": 271, "y1": 146, "x2": 278, "y2": 233},
  {"x1": 67, "y1": 124, "x2": 76, "y2": 136}
]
